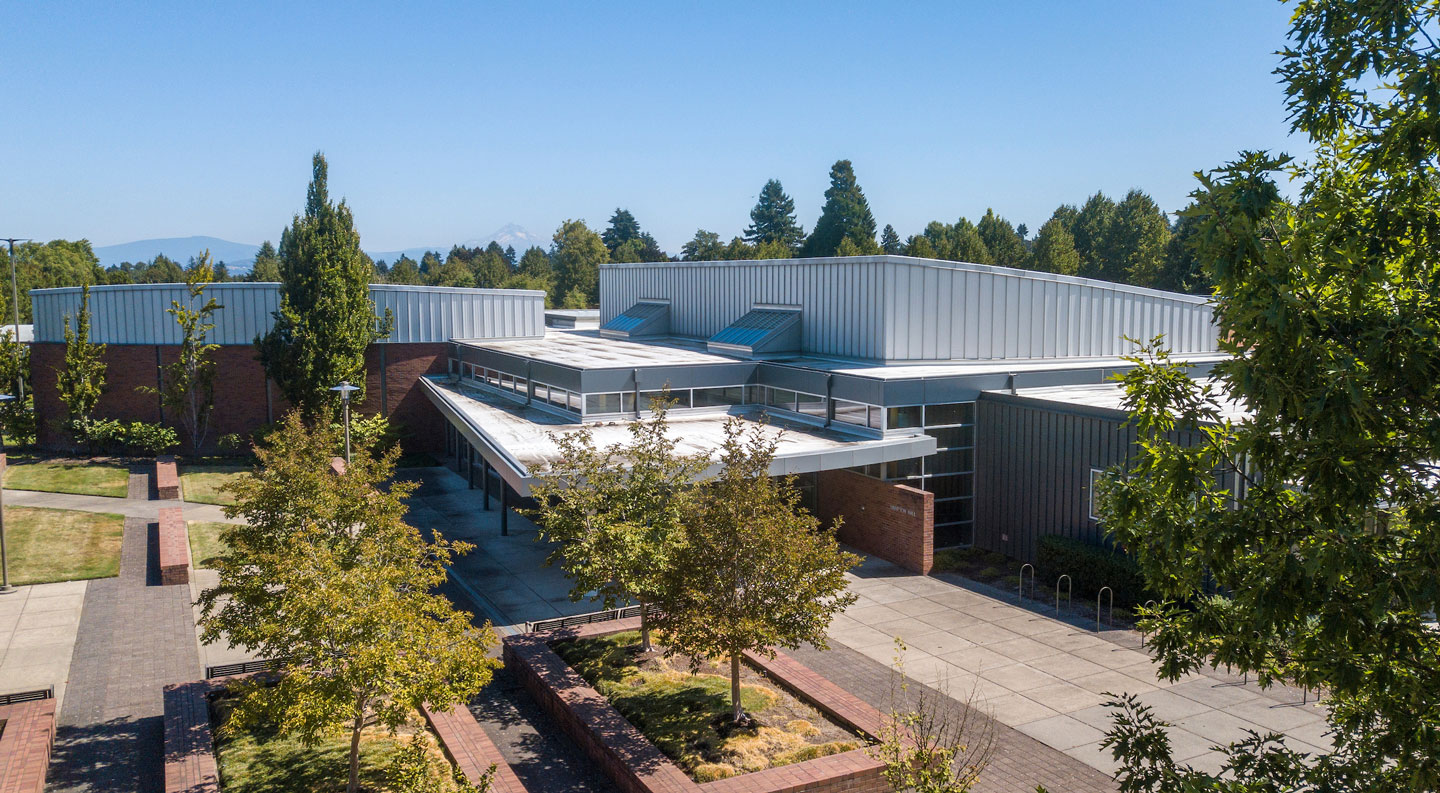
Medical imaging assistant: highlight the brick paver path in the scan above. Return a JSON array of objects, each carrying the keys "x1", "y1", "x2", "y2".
[{"x1": 45, "y1": 515, "x2": 202, "y2": 793}]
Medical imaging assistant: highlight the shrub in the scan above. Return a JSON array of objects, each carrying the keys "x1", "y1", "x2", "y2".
[
  {"x1": 976, "y1": 566, "x2": 1002, "y2": 579},
  {"x1": 1036, "y1": 534, "x2": 1153, "y2": 608},
  {"x1": 71, "y1": 418, "x2": 178, "y2": 456},
  {"x1": 124, "y1": 421, "x2": 179, "y2": 455}
]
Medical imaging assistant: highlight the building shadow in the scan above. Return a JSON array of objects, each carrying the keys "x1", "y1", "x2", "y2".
[{"x1": 49, "y1": 715, "x2": 164, "y2": 793}]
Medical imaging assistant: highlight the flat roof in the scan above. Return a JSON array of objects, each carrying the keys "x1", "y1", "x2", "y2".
[
  {"x1": 421, "y1": 376, "x2": 937, "y2": 495},
  {"x1": 992, "y1": 379, "x2": 1251, "y2": 423}
]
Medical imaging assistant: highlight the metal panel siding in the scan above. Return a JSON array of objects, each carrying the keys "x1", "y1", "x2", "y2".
[{"x1": 32, "y1": 283, "x2": 544, "y2": 344}]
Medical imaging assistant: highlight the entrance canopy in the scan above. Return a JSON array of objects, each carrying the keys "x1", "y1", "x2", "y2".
[{"x1": 421, "y1": 376, "x2": 937, "y2": 496}]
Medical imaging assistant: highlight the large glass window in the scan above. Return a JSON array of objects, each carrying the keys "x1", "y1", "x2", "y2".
[
  {"x1": 886, "y1": 405, "x2": 923, "y2": 429},
  {"x1": 765, "y1": 388, "x2": 797, "y2": 411},
  {"x1": 796, "y1": 391, "x2": 826, "y2": 419},
  {"x1": 694, "y1": 386, "x2": 743, "y2": 407},
  {"x1": 585, "y1": 393, "x2": 622, "y2": 414},
  {"x1": 832, "y1": 399, "x2": 869, "y2": 427},
  {"x1": 925, "y1": 402, "x2": 975, "y2": 427},
  {"x1": 640, "y1": 389, "x2": 689, "y2": 410},
  {"x1": 924, "y1": 426, "x2": 974, "y2": 450}
]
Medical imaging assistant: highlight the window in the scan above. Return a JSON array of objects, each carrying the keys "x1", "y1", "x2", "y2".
[
  {"x1": 934, "y1": 522, "x2": 973, "y2": 548},
  {"x1": 925, "y1": 402, "x2": 974, "y2": 427},
  {"x1": 886, "y1": 405, "x2": 923, "y2": 429},
  {"x1": 533, "y1": 383, "x2": 550, "y2": 403},
  {"x1": 693, "y1": 386, "x2": 743, "y2": 407},
  {"x1": 513, "y1": 376, "x2": 528, "y2": 396},
  {"x1": 925, "y1": 473, "x2": 973, "y2": 499},
  {"x1": 929, "y1": 449, "x2": 974, "y2": 476},
  {"x1": 924, "y1": 426, "x2": 973, "y2": 450},
  {"x1": 885, "y1": 457, "x2": 922, "y2": 479},
  {"x1": 935, "y1": 498, "x2": 973, "y2": 524},
  {"x1": 1089, "y1": 468, "x2": 1106, "y2": 521},
  {"x1": 745, "y1": 384, "x2": 764, "y2": 404},
  {"x1": 621, "y1": 392, "x2": 637, "y2": 413},
  {"x1": 499, "y1": 373, "x2": 513, "y2": 391},
  {"x1": 832, "y1": 399, "x2": 868, "y2": 427},
  {"x1": 766, "y1": 388, "x2": 797, "y2": 411},
  {"x1": 484, "y1": 369, "x2": 501, "y2": 388},
  {"x1": 796, "y1": 391, "x2": 826, "y2": 419},
  {"x1": 586, "y1": 393, "x2": 623, "y2": 414}
]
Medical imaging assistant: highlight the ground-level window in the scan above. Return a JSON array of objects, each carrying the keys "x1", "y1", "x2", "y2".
[{"x1": 1088, "y1": 468, "x2": 1106, "y2": 521}]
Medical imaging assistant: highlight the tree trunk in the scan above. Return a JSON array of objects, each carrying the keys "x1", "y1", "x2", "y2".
[
  {"x1": 347, "y1": 696, "x2": 365, "y2": 793},
  {"x1": 731, "y1": 653, "x2": 743, "y2": 723},
  {"x1": 639, "y1": 599, "x2": 653, "y2": 653}
]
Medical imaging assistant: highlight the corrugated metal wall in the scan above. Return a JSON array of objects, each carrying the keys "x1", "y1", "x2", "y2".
[
  {"x1": 601, "y1": 255, "x2": 1218, "y2": 362},
  {"x1": 31, "y1": 283, "x2": 545, "y2": 345}
]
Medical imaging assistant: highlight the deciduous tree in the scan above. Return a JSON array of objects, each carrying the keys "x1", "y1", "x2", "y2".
[
  {"x1": 681, "y1": 229, "x2": 725, "y2": 261},
  {"x1": 654, "y1": 419, "x2": 859, "y2": 723},
  {"x1": 141, "y1": 252, "x2": 223, "y2": 454},
  {"x1": 551, "y1": 219, "x2": 609, "y2": 306},
  {"x1": 1072, "y1": 192, "x2": 1118, "y2": 280},
  {"x1": 976, "y1": 209, "x2": 1028, "y2": 269},
  {"x1": 1029, "y1": 217, "x2": 1081, "y2": 275},
  {"x1": 1111, "y1": 190, "x2": 1170, "y2": 286},
  {"x1": 55, "y1": 285, "x2": 106, "y2": 431}
]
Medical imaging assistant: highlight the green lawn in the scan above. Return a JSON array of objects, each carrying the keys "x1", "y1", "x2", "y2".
[
  {"x1": 188, "y1": 520, "x2": 233, "y2": 569},
  {"x1": 212, "y1": 697, "x2": 457, "y2": 793},
  {"x1": 553, "y1": 631, "x2": 859, "y2": 782},
  {"x1": 180, "y1": 465, "x2": 249, "y2": 506},
  {"x1": 3, "y1": 459, "x2": 130, "y2": 498},
  {"x1": 4, "y1": 506, "x2": 124, "y2": 585}
]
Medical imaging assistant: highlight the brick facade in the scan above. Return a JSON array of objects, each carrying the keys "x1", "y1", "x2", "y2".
[
  {"x1": 503, "y1": 617, "x2": 892, "y2": 793},
  {"x1": 32, "y1": 341, "x2": 449, "y2": 454},
  {"x1": 0, "y1": 698, "x2": 57, "y2": 793},
  {"x1": 816, "y1": 469, "x2": 934, "y2": 574}
]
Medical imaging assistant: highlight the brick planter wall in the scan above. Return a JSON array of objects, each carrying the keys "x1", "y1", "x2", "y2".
[
  {"x1": 0, "y1": 698, "x2": 57, "y2": 793},
  {"x1": 156, "y1": 456, "x2": 180, "y2": 500},
  {"x1": 503, "y1": 617, "x2": 891, "y2": 793},
  {"x1": 816, "y1": 469, "x2": 934, "y2": 574},
  {"x1": 157, "y1": 507, "x2": 189, "y2": 586}
]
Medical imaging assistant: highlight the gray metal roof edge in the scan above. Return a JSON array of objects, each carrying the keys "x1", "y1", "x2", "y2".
[
  {"x1": 598, "y1": 254, "x2": 1214, "y2": 305},
  {"x1": 419, "y1": 377, "x2": 537, "y2": 493},
  {"x1": 30, "y1": 283, "x2": 547, "y2": 298},
  {"x1": 977, "y1": 388, "x2": 1138, "y2": 423}
]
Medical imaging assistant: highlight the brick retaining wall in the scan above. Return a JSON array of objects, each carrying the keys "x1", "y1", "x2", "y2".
[
  {"x1": 816, "y1": 469, "x2": 934, "y2": 574},
  {"x1": 503, "y1": 617, "x2": 891, "y2": 793},
  {"x1": 156, "y1": 456, "x2": 180, "y2": 500},
  {"x1": 420, "y1": 703, "x2": 530, "y2": 793},
  {"x1": 158, "y1": 507, "x2": 189, "y2": 586},
  {"x1": 0, "y1": 698, "x2": 57, "y2": 793}
]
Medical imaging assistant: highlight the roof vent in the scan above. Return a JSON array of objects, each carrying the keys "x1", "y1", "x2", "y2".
[
  {"x1": 707, "y1": 306, "x2": 801, "y2": 358},
  {"x1": 600, "y1": 300, "x2": 670, "y2": 339}
]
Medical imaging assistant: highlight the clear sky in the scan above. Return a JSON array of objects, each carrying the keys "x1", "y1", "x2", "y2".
[{"x1": 2, "y1": 1, "x2": 1304, "y2": 253}]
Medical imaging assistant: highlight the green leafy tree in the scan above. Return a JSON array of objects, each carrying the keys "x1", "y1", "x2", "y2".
[
  {"x1": 835, "y1": 235, "x2": 880, "y2": 256},
  {"x1": 198, "y1": 414, "x2": 498, "y2": 793},
  {"x1": 418, "y1": 251, "x2": 444, "y2": 279},
  {"x1": 550, "y1": 219, "x2": 609, "y2": 307},
  {"x1": 681, "y1": 229, "x2": 725, "y2": 261},
  {"x1": 950, "y1": 218, "x2": 991, "y2": 264},
  {"x1": 529, "y1": 398, "x2": 707, "y2": 651},
  {"x1": 976, "y1": 209, "x2": 1028, "y2": 269},
  {"x1": 427, "y1": 254, "x2": 475, "y2": 288},
  {"x1": 256, "y1": 153, "x2": 393, "y2": 419},
  {"x1": 516, "y1": 246, "x2": 551, "y2": 279},
  {"x1": 1099, "y1": 4, "x2": 1440, "y2": 790},
  {"x1": 880, "y1": 224, "x2": 902, "y2": 254},
  {"x1": 601, "y1": 208, "x2": 642, "y2": 252},
  {"x1": 1111, "y1": 190, "x2": 1171, "y2": 287},
  {"x1": 250, "y1": 240, "x2": 281, "y2": 281},
  {"x1": 872, "y1": 641, "x2": 995, "y2": 793},
  {"x1": 138, "y1": 254, "x2": 185, "y2": 284},
  {"x1": 140, "y1": 252, "x2": 223, "y2": 454},
  {"x1": 801, "y1": 160, "x2": 877, "y2": 257},
  {"x1": 387, "y1": 255, "x2": 423, "y2": 285},
  {"x1": 1028, "y1": 217, "x2": 1081, "y2": 275},
  {"x1": 1156, "y1": 210, "x2": 1210, "y2": 294},
  {"x1": 744, "y1": 179, "x2": 806, "y2": 251},
  {"x1": 0, "y1": 240, "x2": 102, "y2": 323},
  {"x1": 904, "y1": 234, "x2": 938, "y2": 258},
  {"x1": 1072, "y1": 192, "x2": 1119, "y2": 280},
  {"x1": 502, "y1": 244, "x2": 517, "y2": 268},
  {"x1": 654, "y1": 418, "x2": 859, "y2": 723},
  {"x1": 55, "y1": 285, "x2": 107, "y2": 433}
]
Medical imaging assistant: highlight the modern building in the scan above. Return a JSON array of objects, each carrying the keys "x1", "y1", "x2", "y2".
[{"x1": 29, "y1": 256, "x2": 1227, "y2": 573}]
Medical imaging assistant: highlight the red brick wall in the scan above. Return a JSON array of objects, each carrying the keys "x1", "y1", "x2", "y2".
[
  {"x1": 0, "y1": 698, "x2": 57, "y2": 793},
  {"x1": 816, "y1": 469, "x2": 934, "y2": 574},
  {"x1": 32, "y1": 341, "x2": 451, "y2": 454}
]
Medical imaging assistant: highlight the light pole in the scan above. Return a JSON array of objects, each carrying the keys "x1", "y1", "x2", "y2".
[
  {"x1": 1, "y1": 392, "x2": 16, "y2": 594},
  {"x1": 330, "y1": 381, "x2": 360, "y2": 464},
  {"x1": 1, "y1": 239, "x2": 28, "y2": 403}
]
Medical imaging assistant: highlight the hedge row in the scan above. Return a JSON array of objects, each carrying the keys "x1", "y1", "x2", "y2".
[{"x1": 1035, "y1": 534, "x2": 1155, "y2": 609}]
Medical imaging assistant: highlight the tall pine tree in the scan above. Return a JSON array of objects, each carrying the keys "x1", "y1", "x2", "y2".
[
  {"x1": 801, "y1": 160, "x2": 877, "y2": 257},
  {"x1": 880, "y1": 224, "x2": 902, "y2": 254},
  {"x1": 256, "y1": 153, "x2": 392, "y2": 419},
  {"x1": 744, "y1": 179, "x2": 805, "y2": 251}
]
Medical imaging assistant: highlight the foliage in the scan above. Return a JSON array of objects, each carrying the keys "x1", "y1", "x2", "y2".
[
  {"x1": 197, "y1": 413, "x2": 499, "y2": 793},
  {"x1": 386, "y1": 731, "x2": 493, "y2": 793},
  {"x1": 55, "y1": 285, "x2": 107, "y2": 445},
  {"x1": 1029, "y1": 217, "x2": 1081, "y2": 275},
  {"x1": 1111, "y1": 190, "x2": 1171, "y2": 286},
  {"x1": 1072, "y1": 192, "x2": 1119, "y2": 279},
  {"x1": 1156, "y1": 210, "x2": 1209, "y2": 294},
  {"x1": 139, "y1": 252, "x2": 223, "y2": 454},
  {"x1": 976, "y1": 209, "x2": 1028, "y2": 269},
  {"x1": 744, "y1": 179, "x2": 806, "y2": 251},
  {"x1": 880, "y1": 224, "x2": 902, "y2": 254},
  {"x1": 872, "y1": 640, "x2": 994, "y2": 793},
  {"x1": 78, "y1": 418, "x2": 178, "y2": 456},
  {"x1": 386, "y1": 255, "x2": 423, "y2": 286},
  {"x1": 905, "y1": 219, "x2": 991, "y2": 264},
  {"x1": 1035, "y1": 534, "x2": 1151, "y2": 609},
  {"x1": 653, "y1": 418, "x2": 859, "y2": 722},
  {"x1": 249, "y1": 240, "x2": 281, "y2": 282},
  {"x1": 0, "y1": 239, "x2": 102, "y2": 323},
  {"x1": 550, "y1": 219, "x2": 609, "y2": 308},
  {"x1": 801, "y1": 160, "x2": 877, "y2": 257},
  {"x1": 681, "y1": 229, "x2": 725, "y2": 261},
  {"x1": 329, "y1": 412, "x2": 401, "y2": 457},
  {"x1": 256, "y1": 153, "x2": 393, "y2": 420},
  {"x1": 529, "y1": 397, "x2": 707, "y2": 649}
]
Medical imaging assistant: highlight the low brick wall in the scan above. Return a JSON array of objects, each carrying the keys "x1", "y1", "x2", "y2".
[
  {"x1": 156, "y1": 456, "x2": 180, "y2": 500},
  {"x1": 0, "y1": 698, "x2": 58, "y2": 793},
  {"x1": 163, "y1": 677, "x2": 522, "y2": 793},
  {"x1": 158, "y1": 507, "x2": 190, "y2": 586},
  {"x1": 504, "y1": 617, "x2": 890, "y2": 793},
  {"x1": 817, "y1": 469, "x2": 934, "y2": 574}
]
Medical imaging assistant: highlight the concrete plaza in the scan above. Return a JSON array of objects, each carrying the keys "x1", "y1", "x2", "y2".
[{"x1": 0, "y1": 580, "x2": 87, "y2": 708}]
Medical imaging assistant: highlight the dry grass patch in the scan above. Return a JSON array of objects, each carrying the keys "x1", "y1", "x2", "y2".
[
  {"x1": 4, "y1": 506, "x2": 124, "y2": 585},
  {"x1": 180, "y1": 465, "x2": 249, "y2": 506},
  {"x1": 3, "y1": 458, "x2": 130, "y2": 498}
]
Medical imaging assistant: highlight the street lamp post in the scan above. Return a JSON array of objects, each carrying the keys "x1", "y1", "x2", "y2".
[
  {"x1": 2, "y1": 239, "x2": 28, "y2": 403},
  {"x1": 330, "y1": 381, "x2": 360, "y2": 464},
  {"x1": 1, "y1": 392, "x2": 17, "y2": 594}
]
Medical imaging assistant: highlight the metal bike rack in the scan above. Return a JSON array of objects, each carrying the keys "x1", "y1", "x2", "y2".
[
  {"x1": 1096, "y1": 586, "x2": 1114, "y2": 632},
  {"x1": 1139, "y1": 599, "x2": 1157, "y2": 645},
  {"x1": 1055, "y1": 574, "x2": 1072, "y2": 615},
  {"x1": 1018, "y1": 563, "x2": 1035, "y2": 601}
]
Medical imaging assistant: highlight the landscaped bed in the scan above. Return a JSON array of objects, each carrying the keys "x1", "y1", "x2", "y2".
[
  {"x1": 932, "y1": 546, "x2": 1024, "y2": 590},
  {"x1": 210, "y1": 694, "x2": 459, "y2": 793},
  {"x1": 2, "y1": 458, "x2": 130, "y2": 498},
  {"x1": 552, "y1": 630, "x2": 865, "y2": 783},
  {"x1": 179, "y1": 464, "x2": 249, "y2": 505},
  {"x1": 188, "y1": 520, "x2": 233, "y2": 569},
  {"x1": 4, "y1": 506, "x2": 124, "y2": 585}
]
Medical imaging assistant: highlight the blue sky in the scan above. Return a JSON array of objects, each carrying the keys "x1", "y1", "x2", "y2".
[{"x1": 3, "y1": 2, "x2": 1303, "y2": 252}]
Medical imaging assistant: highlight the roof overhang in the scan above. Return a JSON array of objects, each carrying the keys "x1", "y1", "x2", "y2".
[{"x1": 421, "y1": 376, "x2": 937, "y2": 497}]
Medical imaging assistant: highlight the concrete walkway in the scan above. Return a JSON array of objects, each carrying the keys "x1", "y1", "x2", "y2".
[
  {"x1": 0, "y1": 580, "x2": 87, "y2": 708},
  {"x1": 1, "y1": 488, "x2": 234, "y2": 523}
]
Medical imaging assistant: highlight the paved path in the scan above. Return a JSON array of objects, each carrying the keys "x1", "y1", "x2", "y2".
[
  {"x1": 46, "y1": 515, "x2": 203, "y2": 793},
  {"x1": 0, "y1": 580, "x2": 87, "y2": 708},
  {"x1": 1, "y1": 489, "x2": 235, "y2": 523}
]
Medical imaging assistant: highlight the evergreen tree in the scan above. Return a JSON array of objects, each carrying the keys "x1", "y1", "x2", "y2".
[
  {"x1": 427, "y1": 255, "x2": 475, "y2": 288},
  {"x1": 950, "y1": 218, "x2": 991, "y2": 264},
  {"x1": 503, "y1": 244, "x2": 517, "y2": 268},
  {"x1": 387, "y1": 255, "x2": 422, "y2": 285},
  {"x1": 743, "y1": 179, "x2": 805, "y2": 251},
  {"x1": 516, "y1": 246, "x2": 551, "y2": 279},
  {"x1": 551, "y1": 219, "x2": 609, "y2": 307},
  {"x1": 801, "y1": 160, "x2": 877, "y2": 257},
  {"x1": 681, "y1": 229, "x2": 725, "y2": 261},
  {"x1": 601, "y1": 208, "x2": 641, "y2": 252},
  {"x1": 1029, "y1": 217, "x2": 1082, "y2": 275},
  {"x1": 904, "y1": 235, "x2": 938, "y2": 258},
  {"x1": 250, "y1": 240, "x2": 281, "y2": 281},
  {"x1": 1111, "y1": 189, "x2": 1171, "y2": 287},
  {"x1": 880, "y1": 224, "x2": 902, "y2": 254},
  {"x1": 139, "y1": 254, "x2": 185, "y2": 284},
  {"x1": 56, "y1": 285, "x2": 107, "y2": 440},
  {"x1": 1072, "y1": 192, "x2": 1119, "y2": 280},
  {"x1": 1156, "y1": 210, "x2": 1210, "y2": 294},
  {"x1": 976, "y1": 209, "x2": 1028, "y2": 269},
  {"x1": 418, "y1": 250, "x2": 444, "y2": 278},
  {"x1": 256, "y1": 153, "x2": 392, "y2": 419},
  {"x1": 1016, "y1": 223, "x2": 1029, "y2": 239}
]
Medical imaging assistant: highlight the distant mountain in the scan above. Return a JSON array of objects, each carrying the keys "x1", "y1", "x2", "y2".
[{"x1": 94, "y1": 236, "x2": 261, "y2": 271}]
